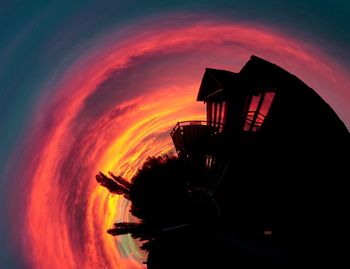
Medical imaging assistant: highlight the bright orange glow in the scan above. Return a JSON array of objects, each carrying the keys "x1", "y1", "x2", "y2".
[{"x1": 12, "y1": 15, "x2": 350, "y2": 269}]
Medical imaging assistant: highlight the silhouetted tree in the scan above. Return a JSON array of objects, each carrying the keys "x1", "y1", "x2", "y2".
[
  {"x1": 129, "y1": 155, "x2": 191, "y2": 223},
  {"x1": 96, "y1": 154, "x2": 192, "y2": 250},
  {"x1": 96, "y1": 171, "x2": 130, "y2": 199}
]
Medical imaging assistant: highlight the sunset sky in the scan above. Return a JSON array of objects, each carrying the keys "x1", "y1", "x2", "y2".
[{"x1": 1, "y1": 1, "x2": 350, "y2": 268}]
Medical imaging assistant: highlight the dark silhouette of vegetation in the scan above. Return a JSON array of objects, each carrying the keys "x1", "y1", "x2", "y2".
[
  {"x1": 96, "y1": 171, "x2": 131, "y2": 199},
  {"x1": 96, "y1": 155, "x2": 193, "y2": 250}
]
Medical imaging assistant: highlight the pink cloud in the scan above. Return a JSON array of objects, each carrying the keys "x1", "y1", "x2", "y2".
[{"x1": 11, "y1": 15, "x2": 350, "y2": 269}]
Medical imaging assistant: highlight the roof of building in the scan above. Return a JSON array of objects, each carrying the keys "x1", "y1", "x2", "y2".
[
  {"x1": 197, "y1": 55, "x2": 307, "y2": 101},
  {"x1": 196, "y1": 55, "x2": 349, "y2": 141},
  {"x1": 196, "y1": 68, "x2": 240, "y2": 101}
]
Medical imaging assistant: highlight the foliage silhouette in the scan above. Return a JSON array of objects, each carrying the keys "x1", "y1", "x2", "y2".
[{"x1": 96, "y1": 155, "x2": 193, "y2": 250}]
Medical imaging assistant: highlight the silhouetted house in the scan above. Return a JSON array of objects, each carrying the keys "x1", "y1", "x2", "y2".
[
  {"x1": 168, "y1": 55, "x2": 349, "y2": 267},
  {"x1": 172, "y1": 55, "x2": 349, "y2": 181},
  {"x1": 172, "y1": 55, "x2": 348, "y2": 158}
]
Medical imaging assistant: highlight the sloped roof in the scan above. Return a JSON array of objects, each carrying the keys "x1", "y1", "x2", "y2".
[
  {"x1": 239, "y1": 55, "x2": 302, "y2": 90},
  {"x1": 197, "y1": 55, "x2": 305, "y2": 101},
  {"x1": 196, "y1": 55, "x2": 349, "y2": 138},
  {"x1": 196, "y1": 68, "x2": 240, "y2": 101}
]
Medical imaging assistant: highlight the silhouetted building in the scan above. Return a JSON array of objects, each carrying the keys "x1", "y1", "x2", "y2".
[
  {"x1": 164, "y1": 55, "x2": 350, "y2": 268},
  {"x1": 172, "y1": 55, "x2": 348, "y2": 169}
]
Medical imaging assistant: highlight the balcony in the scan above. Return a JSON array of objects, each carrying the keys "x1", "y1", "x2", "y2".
[{"x1": 170, "y1": 121, "x2": 223, "y2": 156}]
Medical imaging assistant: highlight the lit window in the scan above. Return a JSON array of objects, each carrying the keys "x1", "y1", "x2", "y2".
[
  {"x1": 207, "y1": 102, "x2": 212, "y2": 123},
  {"x1": 263, "y1": 230, "x2": 273, "y2": 236},
  {"x1": 205, "y1": 155, "x2": 215, "y2": 169},
  {"x1": 244, "y1": 91, "x2": 275, "y2": 132},
  {"x1": 211, "y1": 102, "x2": 216, "y2": 126},
  {"x1": 206, "y1": 101, "x2": 227, "y2": 132}
]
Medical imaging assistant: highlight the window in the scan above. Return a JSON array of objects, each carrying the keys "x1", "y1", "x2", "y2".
[
  {"x1": 244, "y1": 91, "x2": 275, "y2": 132},
  {"x1": 206, "y1": 101, "x2": 227, "y2": 132},
  {"x1": 205, "y1": 155, "x2": 216, "y2": 169}
]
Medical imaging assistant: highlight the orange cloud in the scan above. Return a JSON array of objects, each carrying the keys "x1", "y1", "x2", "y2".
[{"x1": 13, "y1": 16, "x2": 350, "y2": 269}]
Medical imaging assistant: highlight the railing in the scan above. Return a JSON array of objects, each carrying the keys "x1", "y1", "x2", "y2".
[
  {"x1": 170, "y1": 111, "x2": 268, "y2": 155},
  {"x1": 242, "y1": 111, "x2": 266, "y2": 132},
  {"x1": 170, "y1": 121, "x2": 224, "y2": 155},
  {"x1": 170, "y1": 121, "x2": 224, "y2": 136}
]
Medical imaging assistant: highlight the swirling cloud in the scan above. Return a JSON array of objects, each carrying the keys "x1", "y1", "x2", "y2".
[{"x1": 10, "y1": 15, "x2": 350, "y2": 269}]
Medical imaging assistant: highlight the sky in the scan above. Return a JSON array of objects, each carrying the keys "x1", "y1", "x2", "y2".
[{"x1": 1, "y1": 1, "x2": 349, "y2": 268}]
